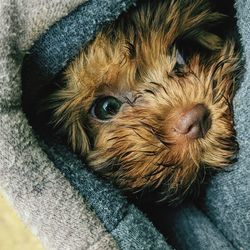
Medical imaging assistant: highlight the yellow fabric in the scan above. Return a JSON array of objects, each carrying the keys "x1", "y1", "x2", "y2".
[{"x1": 0, "y1": 193, "x2": 44, "y2": 250}]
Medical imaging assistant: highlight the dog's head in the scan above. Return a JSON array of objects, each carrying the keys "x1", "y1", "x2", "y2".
[{"x1": 49, "y1": 0, "x2": 240, "y2": 202}]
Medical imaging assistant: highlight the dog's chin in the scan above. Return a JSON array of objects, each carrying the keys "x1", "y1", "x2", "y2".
[
  {"x1": 88, "y1": 149, "x2": 235, "y2": 204},
  {"x1": 87, "y1": 157, "x2": 195, "y2": 204},
  {"x1": 87, "y1": 107, "x2": 237, "y2": 203}
]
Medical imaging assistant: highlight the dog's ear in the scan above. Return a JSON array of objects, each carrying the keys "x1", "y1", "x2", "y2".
[
  {"x1": 185, "y1": 30, "x2": 223, "y2": 51},
  {"x1": 187, "y1": 41, "x2": 240, "y2": 102},
  {"x1": 48, "y1": 87, "x2": 91, "y2": 156},
  {"x1": 177, "y1": 13, "x2": 226, "y2": 51},
  {"x1": 67, "y1": 119, "x2": 90, "y2": 155},
  {"x1": 169, "y1": 0, "x2": 228, "y2": 51},
  {"x1": 209, "y1": 41, "x2": 240, "y2": 101}
]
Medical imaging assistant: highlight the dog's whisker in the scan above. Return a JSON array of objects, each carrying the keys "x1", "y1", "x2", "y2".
[
  {"x1": 143, "y1": 167, "x2": 165, "y2": 178},
  {"x1": 144, "y1": 89, "x2": 156, "y2": 96},
  {"x1": 107, "y1": 135, "x2": 129, "y2": 142},
  {"x1": 154, "y1": 161, "x2": 174, "y2": 168},
  {"x1": 138, "y1": 121, "x2": 172, "y2": 148},
  {"x1": 156, "y1": 135, "x2": 172, "y2": 148},
  {"x1": 136, "y1": 150, "x2": 158, "y2": 156},
  {"x1": 149, "y1": 81, "x2": 168, "y2": 96}
]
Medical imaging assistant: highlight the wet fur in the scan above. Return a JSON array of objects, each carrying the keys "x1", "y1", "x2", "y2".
[{"x1": 48, "y1": 0, "x2": 240, "y2": 202}]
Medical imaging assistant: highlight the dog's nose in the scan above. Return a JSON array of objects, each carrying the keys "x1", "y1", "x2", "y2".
[{"x1": 174, "y1": 104, "x2": 211, "y2": 139}]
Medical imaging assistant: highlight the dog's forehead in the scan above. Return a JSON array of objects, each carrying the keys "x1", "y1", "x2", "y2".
[{"x1": 92, "y1": 45, "x2": 178, "y2": 91}]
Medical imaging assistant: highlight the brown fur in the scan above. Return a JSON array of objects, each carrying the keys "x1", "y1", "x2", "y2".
[{"x1": 48, "y1": 0, "x2": 240, "y2": 202}]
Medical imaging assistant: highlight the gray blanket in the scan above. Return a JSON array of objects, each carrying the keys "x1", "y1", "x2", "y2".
[{"x1": 0, "y1": 0, "x2": 249, "y2": 249}]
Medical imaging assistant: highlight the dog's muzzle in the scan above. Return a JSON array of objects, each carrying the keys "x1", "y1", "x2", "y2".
[{"x1": 172, "y1": 103, "x2": 211, "y2": 140}]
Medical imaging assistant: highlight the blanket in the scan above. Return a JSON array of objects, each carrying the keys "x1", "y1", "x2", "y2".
[{"x1": 0, "y1": 0, "x2": 249, "y2": 249}]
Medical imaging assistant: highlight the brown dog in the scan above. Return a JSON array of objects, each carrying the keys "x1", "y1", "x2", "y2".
[{"x1": 48, "y1": 0, "x2": 240, "y2": 202}]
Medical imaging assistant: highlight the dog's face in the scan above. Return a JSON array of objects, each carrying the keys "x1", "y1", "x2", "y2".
[{"x1": 50, "y1": 0, "x2": 239, "y2": 202}]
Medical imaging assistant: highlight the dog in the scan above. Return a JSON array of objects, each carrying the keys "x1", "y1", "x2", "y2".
[{"x1": 47, "y1": 0, "x2": 240, "y2": 203}]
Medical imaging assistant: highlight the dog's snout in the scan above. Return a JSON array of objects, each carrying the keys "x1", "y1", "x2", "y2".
[{"x1": 174, "y1": 104, "x2": 211, "y2": 139}]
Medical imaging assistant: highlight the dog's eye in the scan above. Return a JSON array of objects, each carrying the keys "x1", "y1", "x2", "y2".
[{"x1": 90, "y1": 96, "x2": 122, "y2": 120}]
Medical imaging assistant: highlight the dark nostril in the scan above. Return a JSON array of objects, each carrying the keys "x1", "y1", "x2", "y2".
[{"x1": 174, "y1": 104, "x2": 211, "y2": 139}]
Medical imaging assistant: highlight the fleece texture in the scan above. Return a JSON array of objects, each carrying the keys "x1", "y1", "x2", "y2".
[
  {"x1": 203, "y1": 1, "x2": 250, "y2": 248},
  {"x1": 0, "y1": 0, "x2": 170, "y2": 249},
  {"x1": 0, "y1": 1, "x2": 119, "y2": 249},
  {"x1": 0, "y1": 0, "x2": 249, "y2": 250}
]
